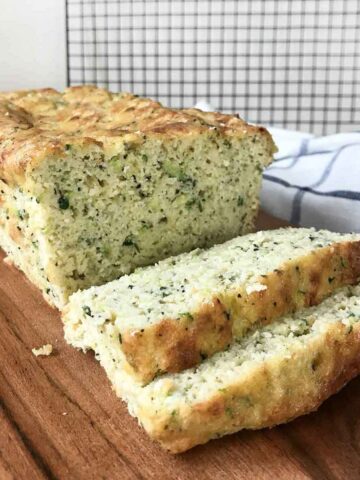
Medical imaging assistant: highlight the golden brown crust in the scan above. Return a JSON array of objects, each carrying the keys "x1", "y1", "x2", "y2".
[
  {"x1": 151, "y1": 322, "x2": 360, "y2": 453},
  {"x1": 122, "y1": 298, "x2": 233, "y2": 382},
  {"x1": 230, "y1": 240, "x2": 360, "y2": 336},
  {"x1": 120, "y1": 240, "x2": 360, "y2": 384},
  {"x1": 0, "y1": 85, "x2": 276, "y2": 185}
]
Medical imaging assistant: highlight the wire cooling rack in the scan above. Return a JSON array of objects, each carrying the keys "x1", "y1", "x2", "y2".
[{"x1": 66, "y1": 0, "x2": 360, "y2": 134}]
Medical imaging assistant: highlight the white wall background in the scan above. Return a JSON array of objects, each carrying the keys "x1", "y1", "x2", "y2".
[{"x1": 0, "y1": 0, "x2": 66, "y2": 92}]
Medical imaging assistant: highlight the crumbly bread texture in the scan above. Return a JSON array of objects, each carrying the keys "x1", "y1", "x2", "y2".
[
  {"x1": 68, "y1": 285, "x2": 360, "y2": 453},
  {"x1": 63, "y1": 227, "x2": 360, "y2": 383},
  {"x1": 0, "y1": 86, "x2": 275, "y2": 308}
]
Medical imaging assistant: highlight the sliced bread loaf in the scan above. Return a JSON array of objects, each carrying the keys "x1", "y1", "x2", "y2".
[
  {"x1": 0, "y1": 86, "x2": 275, "y2": 308},
  {"x1": 66, "y1": 285, "x2": 360, "y2": 453},
  {"x1": 63, "y1": 228, "x2": 360, "y2": 383}
]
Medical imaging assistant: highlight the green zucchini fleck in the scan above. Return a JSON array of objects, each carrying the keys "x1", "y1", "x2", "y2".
[
  {"x1": 109, "y1": 154, "x2": 122, "y2": 172},
  {"x1": 58, "y1": 195, "x2": 70, "y2": 210},
  {"x1": 186, "y1": 197, "x2": 203, "y2": 211},
  {"x1": 82, "y1": 305, "x2": 92, "y2": 316},
  {"x1": 237, "y1": 195, "x2": 244, "y2": 207},
  {"x1": 162, "y1": 160, "x2": 194, "y2": 186},
  {"x1": 123, "y1": 235, "x2": 140, "y2": 253}
]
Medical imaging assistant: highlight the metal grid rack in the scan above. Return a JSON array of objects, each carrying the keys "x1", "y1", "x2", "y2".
[{"x1": 66, "y1": 0, "x2": 360, "y2": 135}]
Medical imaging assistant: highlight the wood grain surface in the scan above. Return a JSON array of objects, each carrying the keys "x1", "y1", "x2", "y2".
[{"x1": 0, "y1": 212, "x2": 359, "y2": 480}]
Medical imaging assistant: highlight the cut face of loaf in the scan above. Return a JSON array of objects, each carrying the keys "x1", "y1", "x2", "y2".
[
  {"x1": 0, "y1": 86, "x2": 275, "y2": 308},
  {"x1": 63, "y1": 227, "x2": 360, "y2": 384},
  {"x1": 68, "y1": 285, "x2": 360, "y2": 453}
]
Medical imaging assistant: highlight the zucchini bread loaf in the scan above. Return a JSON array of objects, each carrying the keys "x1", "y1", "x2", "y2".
[
  {"x1": 68, "y1": 284, "x2": 360, "y2": 453},
  {"x1": 63, "y1": 227, "x2": 360, "y2": 384},
  {"x1": 0, "y1": 86, "x2": 276, "y2": 308}
]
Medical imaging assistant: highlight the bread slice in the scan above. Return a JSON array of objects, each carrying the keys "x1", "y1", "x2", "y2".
[
  {"x1": 63, "y1": 227, "x2": 360, "y2": 383},
  {"x1": 66, "y1": 285, "x2": 360, "y2": 453},
  {"x1": 0, "y1": 86, "x2": 275, "y2": 308}
]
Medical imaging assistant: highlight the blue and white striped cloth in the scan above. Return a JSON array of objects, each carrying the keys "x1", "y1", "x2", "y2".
[{"x1": 261, "y1": 128, "x2": 360, "y2": 233}]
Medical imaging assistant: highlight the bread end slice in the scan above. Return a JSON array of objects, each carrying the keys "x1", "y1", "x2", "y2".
[
  {"x1": 109, "y1": 286, "x2": 360, "y2": 453},
  {"x1": 152, "y1": 322, "x2": 360, "y2": 453}
]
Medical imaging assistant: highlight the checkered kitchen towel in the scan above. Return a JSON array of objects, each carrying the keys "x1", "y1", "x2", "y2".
[{"x1": 261, "y1": 128, "x2": 360, "y2": 233}]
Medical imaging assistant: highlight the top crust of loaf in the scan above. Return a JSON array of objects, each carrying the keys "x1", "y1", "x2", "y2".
[{"x1": 0, "y1": 85, "x2": 276, "y2": 185}]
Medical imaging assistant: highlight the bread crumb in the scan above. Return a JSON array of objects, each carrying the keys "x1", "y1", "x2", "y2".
[{"x1": 32, "y1": 344, "x2": 53, "y2": 356}]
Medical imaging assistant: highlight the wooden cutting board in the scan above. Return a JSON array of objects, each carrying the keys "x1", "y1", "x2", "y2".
[{"x1": 0, "y1": 212, "x2": 359, "y2": 480}]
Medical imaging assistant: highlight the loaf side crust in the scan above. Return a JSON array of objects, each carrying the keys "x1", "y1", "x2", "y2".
[{"x1": 0, "y1": 223, "x2": 60, "y2": 308}]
